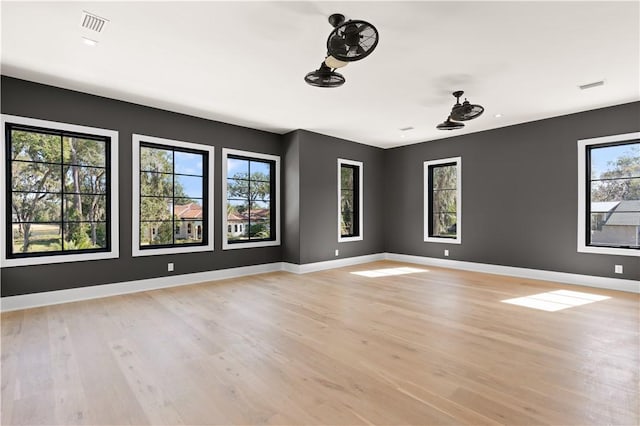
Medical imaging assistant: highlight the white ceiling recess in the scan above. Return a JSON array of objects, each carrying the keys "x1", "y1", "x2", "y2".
[{"x1": 1, "y1": 1, "x2": 638, "y2": 148}]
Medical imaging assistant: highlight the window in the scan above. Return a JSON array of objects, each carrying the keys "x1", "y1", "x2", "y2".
[
  {"x1": 338, "y1": 159, "x2": 363, "y2": 242},
  {"x1": 424, "y1": 157, "x2": 462, "y2": 244},
  {"x1": 222, "y1": 148, "x2": 280, "y2": 249},
  {"x1": 578, "y1": 133, "x2": 639, "y2": 256},
  {"x1": 132, "y1": 134, "x2": 214, "y2": 256},
  {"x1": 1, "y1": 114, "x2": 119, "y2": 267}
]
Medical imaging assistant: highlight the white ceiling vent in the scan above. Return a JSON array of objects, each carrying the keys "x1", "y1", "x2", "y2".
[
  {"x1": 579, "y1": 80, "x2": 605, "y2": 90},
  {"x1": 80, "y1": 11, "x2": 109, "y2": 33}
]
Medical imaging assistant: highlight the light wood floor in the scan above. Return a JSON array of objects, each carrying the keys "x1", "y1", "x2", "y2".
[{"x1": 2, "y1": 260, "x2": 638, "y2": 425}]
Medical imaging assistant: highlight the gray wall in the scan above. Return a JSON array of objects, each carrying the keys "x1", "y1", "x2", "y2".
[
  {"x1": 294, "y1": 130, "x2": 386, "y2": 264},
  {"x1": 1, "y1": 76, "x2": 283, "y2": 296},
  {"x1": 2, "y1": 76, "x2": 638, "y2": 297},
  {"x1": 385, "y1": 102, "x2": 640, "y2": 280}
]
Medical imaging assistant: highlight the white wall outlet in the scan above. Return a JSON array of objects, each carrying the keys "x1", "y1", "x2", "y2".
[
  {"x1": 168, "y1": 262, "x2": 174, "y2": 272},
  {"x1": 614, "y1": 264, "x2": 623, "y2": 274},
  {"x1": 444, "y1": 249, "x2": 449, "y2": 257},
  {"x1": 335, "y1": 249, "x2": 339, "y2": 257}
]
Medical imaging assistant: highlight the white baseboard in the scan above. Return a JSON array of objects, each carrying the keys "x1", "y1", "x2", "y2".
[
  {"x1": 283, "y1": 253, "x2": 386, "y2": 274},
  {"x1": 3, "y1": 252, "x2": 637, "y2": 312},
  {"x1": 0, "y1": 262, "x2": 283, "y2": 313},
  {"x1": 384, "y1": 253, "x2": 640, "y2": 293}
]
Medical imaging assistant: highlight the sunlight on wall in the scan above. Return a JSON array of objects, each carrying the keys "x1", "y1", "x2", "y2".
[
  {"x1": 501, "y1": 289, "x2": 611, "y2": 312},
  {"x1": 351, "y1": 267, "x2": 428, "y2": 278}
]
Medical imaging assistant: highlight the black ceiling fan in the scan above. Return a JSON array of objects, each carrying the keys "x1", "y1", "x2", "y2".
[
  {"x1": 304, "y1": 13, "x2": 379, "y2": 88},
  {"x1": 436, "y1": 90, "x2": 484, "y2": 130}
]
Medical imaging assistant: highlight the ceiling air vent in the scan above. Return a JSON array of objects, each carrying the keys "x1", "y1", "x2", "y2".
[
  {"x1": 399, "y1": 126, "x2": 414, "y2": 132},
  {"x1": 579, "y1": 80, "x2": 605, "y2": 90},
  {"x1": 80, "y1": 11, "x2": 109, "y2": 33}
]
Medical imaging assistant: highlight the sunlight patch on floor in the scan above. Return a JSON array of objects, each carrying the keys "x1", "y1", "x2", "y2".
[
  {"x1": 351, "y1": 267, "x2": 428, "y2": 278},
  {"x1": 501, "y1": 289, "x2": 611, "y2": 312}
]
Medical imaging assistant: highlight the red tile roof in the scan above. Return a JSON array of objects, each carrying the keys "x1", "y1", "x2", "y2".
[{"x1": 174, "y1": 203, "x2": 203, "y2": 219}]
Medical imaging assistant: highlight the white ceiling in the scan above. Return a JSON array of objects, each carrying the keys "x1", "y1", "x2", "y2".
[{"x1": 2, "y1": 1, "x2": 639, "y2": 148}]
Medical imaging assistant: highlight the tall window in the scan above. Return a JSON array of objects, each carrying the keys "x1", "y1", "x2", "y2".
[
  {"x1": 338, "y1": 159, "x2": 363, "y2": 242},
  {"x1": 1, "y1": 115, "x2": 119, "y2": 267},
  {"x1": 222, "y1": 148, "x2": 280, "y2": 249},
  {"x1": 578, "y1": 133, "x2": 639, "y2": 256},
  {"x1": 424, "y1": 157, "x2": 462, "y2": 244},
  {"x1": 132, "y1": 134, "x2": 214, "y2": 256}
]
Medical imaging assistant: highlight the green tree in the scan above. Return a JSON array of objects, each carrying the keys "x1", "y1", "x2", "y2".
[{"x1": 591, "y1": 146, "x2": 640, "y2": 202}]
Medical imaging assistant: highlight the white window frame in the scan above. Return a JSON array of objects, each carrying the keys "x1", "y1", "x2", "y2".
[
  {"x1": 1, "y1": 114, "x2": 119, "y2": 267},
  {"x1": 577, "y1": 132, "x2": 640, "y2": 257},
  {"x1": 424, "y1": 156, "x2": 462, "y2": 244},
  {"x1": 222, "y1": 148, "x2": 280, "y2": 250},
  {"x1": 338, "y1": 158, "x2": 364, "y2": 242},
  {"x1": 132, "y1": 134, "x2": 214, "y2": 257}
]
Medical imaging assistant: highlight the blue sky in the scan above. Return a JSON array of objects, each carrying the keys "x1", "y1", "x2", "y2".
[{"x1": 591, "y1": 143, "x2": 639, "y2": 178}]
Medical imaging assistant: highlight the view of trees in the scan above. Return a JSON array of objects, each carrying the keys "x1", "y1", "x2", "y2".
[
  {"x1": 340, "y1": 166, "x2": 355, "y2": 236},
  {"x1": 226, "y1": 158, "x2": 271, "y2": 241},
  {"x1": 10, "y1": 129, "x2": 108, "y2": 254},
  {"x1": 431, "y1": 164, "x2": 457, "y2": 237},
  {"x1": 139, "y1": 146, "x2": 204, "y2": 246},
  {"x1": 591, "y1": 143, "x2": 640, "y2": 202}
]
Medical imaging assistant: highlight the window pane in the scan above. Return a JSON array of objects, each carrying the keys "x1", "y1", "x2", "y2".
[
  {"x1": 63, "y1": 194, "x2": 107, "y2": 222},
  {"x1": 341, "y1": 166, "x2": 354, "y2": 189},
  {"x1": 12, "y1": 223, "x2": 62, "y2": 253},
  {"x1": 250, "y1": 161, "x2": 271, "y2": 180},
  {"x1": 250, "y1": 181, "x2": 270, "y2": 201},
  {"x1": 227, "y1": 178, "x2": 249, "y2": 200},
  {"x1": 588, "y1": 142, "x2": 639, "y2": 248},
  {"x1": 140, "y1": 146, "x2": 173, "y2": 173},
  {"x1": 227, "y1": 158, "x2": 249, "y2": 178},
  {"x1": 12, "y1": 161, "x2": 62, "y2": 192},
  {"x1": 173, "y1": 201, "x2": 203, "y2": 221},
  {"x1": 12, "y1": 192, "x2": 62, "y2": 222},
  {"x1": 64, "y1": 166, "x2": 107, "y2": 194},
  {"x1": 174, "y1": 151, "x2": 203, "y2": 176},
  {"x1": 591, "y1": 178, "x2": 640, "y2": 203},
  {"x1": 176, "y1": 220, "x2": 203, "y2": 244},
  {"x1": 432, "y1": 213, "x2": 457, "y2": 237},
  {"x1": 11, "y1": 130, "x2": 61, "y2": 163},
  {"x1": 63, "y1": 222, "x2": 107, "y2": 250},
  {"x1": 590, "y1": 143, "x2": 640, "y2": 180},
  {"x1": 62, "y1": 137, "x2": 106, "y2": 167},
  {"x1": 432, "y1": 189, "x2": 457, "y2": 213},
  {"x1": 140, "y1": 221, "x2": 173, "y2": 246},
  {"x1": 341, "y1": 189, "x2": 355, "y2": 236},
  {"x1": 432, "y1": 165, "x2": 457, "y2": 190},
  {"x1": 175, "y1": 175, "x2": 203, "y2": 199},
  {"x1": 141, "y1": 197, "x2": 174, "y2": 221},
  {"x1": 250, "y1": 200, "x2": 271, "y2": 239},
  {"x1": 140, "y1": 172, "x2": 173, "y2": 197},
  {"x1": 227, "y1": 200, "x2": 250, "y2": 241}
]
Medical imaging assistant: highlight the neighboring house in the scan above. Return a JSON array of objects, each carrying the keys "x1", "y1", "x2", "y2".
[
  {"x1": 227, "y1": 208, "x2": 269, "y2": 238},
  {"x1": 591, "y1": 200, "x2": 640, "y2": 247},
  {"x1": 174, "y1": 203, "x2": 203, "y2": 240}
]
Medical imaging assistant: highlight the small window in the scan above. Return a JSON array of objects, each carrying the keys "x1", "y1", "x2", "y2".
[
  {"x1": 424, "y1": 157, "x2": 462, "y2": 244},
  {"x1": 338, "y1": 159, "x2": 363, "y2": 242},
  {"x1": 222, "y1": 148, "x2": 280, "y2": 249},
  {"x1": 1, "y1": 114, "x2": 119, "y2": 267},
  {"x1": 132, "y1": 134, "x2": 214, "y2": 256},
  {"x1": 578, "y1": 133, "x2": 639, "y2": 256}
]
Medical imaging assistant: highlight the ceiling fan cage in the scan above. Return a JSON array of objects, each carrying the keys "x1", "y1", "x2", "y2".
[
  {"x1": 327, "y1": 19, "x2": 379, "y2": 62},
  {"x1": 304, "y1": 63, "x2": 345, "y2": 88}
]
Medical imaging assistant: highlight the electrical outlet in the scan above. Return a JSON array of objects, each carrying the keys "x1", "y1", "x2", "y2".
[
  {"x1": 614, "y1": 264, "x2": 623, "y2": 274},
  {"x1": 168, "y1": 262, "x2": 174, "y2": 272},
  {"x1": 444, "y1": 249, "x2": 449, "y2": 257},
  {"x1": 335, "y1": 249, "x2": 339, "y2": 257}
]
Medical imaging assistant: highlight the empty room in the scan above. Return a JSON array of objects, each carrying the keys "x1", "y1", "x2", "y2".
[{"x1": 1, "y1": 1, "x2": 639, "y2": 425}]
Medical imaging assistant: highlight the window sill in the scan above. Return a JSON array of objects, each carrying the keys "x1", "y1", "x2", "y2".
[
  {"x1": 132, "y1": 244, "x2": 214, "y2": 257},
  {"x1": 339, "y1": 236, "x2": 363, "y2": 243},
  {"x1": 424, "y1": 236, "x2": 461, "y2": 245},
  {"x1": 578, "y1": 245, "x2": 640, "y2": 257},
  {"x1": 1, "y1": 251, "x2": 119, "y2": 267},
  {"x1": 223, "y1": 240, "x2": 280, "y2": 250}
]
